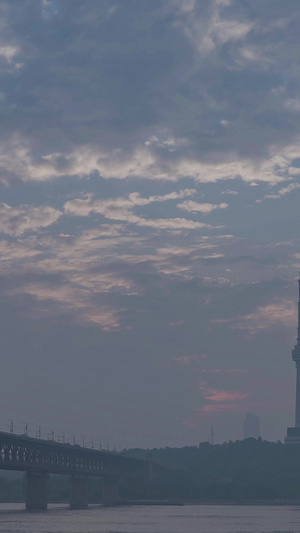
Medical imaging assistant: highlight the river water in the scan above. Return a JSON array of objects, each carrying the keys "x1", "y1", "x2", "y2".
[{"x1": 1, "y1": 503, "x2": 300, "y2": 533}]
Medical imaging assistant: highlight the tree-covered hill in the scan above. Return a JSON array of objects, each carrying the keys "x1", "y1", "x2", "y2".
[{"x1": 122, "y1": 439, "x2": 300, "y2": 501}]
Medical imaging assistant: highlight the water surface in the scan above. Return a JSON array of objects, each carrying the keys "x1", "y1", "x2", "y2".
[{"x1": 0, "y1": 503, "x2": 300, "y2": 533}]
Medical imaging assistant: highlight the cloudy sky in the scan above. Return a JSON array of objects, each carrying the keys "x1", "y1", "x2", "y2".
[{"x1": 1, "y1": 0, "x2": 300, "y2": 448}]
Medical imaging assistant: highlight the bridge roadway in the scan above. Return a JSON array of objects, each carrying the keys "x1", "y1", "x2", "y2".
[{"x1": 0, "y1": 431, "x2": 153, "y2": 511}]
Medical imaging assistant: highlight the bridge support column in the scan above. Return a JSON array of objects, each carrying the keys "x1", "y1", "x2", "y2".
[
  {"x1": 26, "y1": 472, "x2": 48, "y2": 512},
  {"x1": 69, "y1": 476, "x2": 89, "y2": 510},
  {"x1": 102, "y1": 478, "x2": 120, "y2": 507}
]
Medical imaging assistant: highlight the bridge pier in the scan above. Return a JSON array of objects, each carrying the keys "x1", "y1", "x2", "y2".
[
  {"x1": 26, "y1": 472, "x2": 48, "y2": 512},
  {"x1": 102, "y1": 478, "x2": 120, "y2": 507},
  {"x1": 0, "y1": 431, "x2": 151, "y2": 510},
  {"x1": 69, "y1": 476, "x2": 89, "y2": 510}
]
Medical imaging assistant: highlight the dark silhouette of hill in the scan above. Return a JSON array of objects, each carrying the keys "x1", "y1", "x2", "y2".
[{"x1": 121, "y1": 438, "x2": 300, "y2": 501}]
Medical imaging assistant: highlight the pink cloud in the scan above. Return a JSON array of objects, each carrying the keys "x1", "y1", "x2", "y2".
[
  {"x1": 173, "y1": 356, "x2": 196, "y2": 365},
  {"x1": 193, "y1": 385, "x2": 248, "y2": 416},
  {"x1": 201, "y1": 388, "x2": 247, "y2": 402},
  {"x1": 182, "y1": 386, "x2": 248, "y2": 425},
  {"x1": 173, "y1": 353, "x2": 208, "y2": 364},
  {"x1": 200, "y1": 367, "x2": 246, "y2": 375},
  {"x1": 182, "y1": 420, "x2": 197, "y2": 427},
  {"x1": 168, "y1": 320, "x2": 185, "y2": 328},
  {"x1": 198, "y1": 403, "x2": 232, "y2": 413}
]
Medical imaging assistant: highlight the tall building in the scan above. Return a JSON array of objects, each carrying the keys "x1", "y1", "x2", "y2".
[
  {"x1": 286, "y1": 276, "x2": 300, "y2": 443},
  {"x1": 243, "y1": 413, "x2": 260, "y2": 439}
]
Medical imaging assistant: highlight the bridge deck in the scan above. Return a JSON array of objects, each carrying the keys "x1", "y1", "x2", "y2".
[{"x1": 0, "y1": 432, "x2": 147, "y2": 478}]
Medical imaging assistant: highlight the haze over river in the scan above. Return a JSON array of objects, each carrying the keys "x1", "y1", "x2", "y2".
[{"x1": 0, "y1": 503, "x2": 300, "y2": 533}]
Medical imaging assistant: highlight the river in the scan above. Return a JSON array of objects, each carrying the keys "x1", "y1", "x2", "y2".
[{"x1": 1, "y1": 503, "x2": 300, "y2": 533}]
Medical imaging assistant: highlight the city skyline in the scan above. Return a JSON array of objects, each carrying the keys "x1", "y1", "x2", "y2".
[{"x1": 0, "y1": 0, "x2": 300, "y2": 447}]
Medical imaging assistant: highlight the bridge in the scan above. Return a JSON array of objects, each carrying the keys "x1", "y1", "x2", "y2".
[{"x1": 0, "y1": 431, "x2": 156, "y2": 511}]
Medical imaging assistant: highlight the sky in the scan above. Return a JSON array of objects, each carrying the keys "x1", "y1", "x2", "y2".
[{"x1": 0, "y1": 0, "x2": 300, "y2": 449}]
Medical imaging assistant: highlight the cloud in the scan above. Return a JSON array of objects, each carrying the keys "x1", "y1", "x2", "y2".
[
  {"x1": 136, "y1": 217, "x2": 212, "y2": 230},
  {"x1": 64, "y1": 189, "x2": 196, "y2": 217},
  {"x1": 265, "y1": 181, "x2": 300, "y2": 199},
  {"x1": 0, "y1": 203, "x2": 62, "y2": 236},
  {"x1": 200, "y1": 387, "x2": 248, "y2": 403},
  {"x1": 9, "y1": 283, "x2": 122, "y2": 330},
  {"x1": 194, "y1": 384, "x2": 248, "y2": 415},
  {"x1": 0, "y1": 140, "x2": 284, "y2": 184},
  {"x1": 0, "y1": 45, "x2": 19, "y2": 63},
  {"x1": 221, "y1": 189, "x2": 239, "y2": 196},
  {"x1": 177, "y1": 200, "x2": 228, "y2": 214},
  {"x1": 284, "y1": 98, "x2": 300, "y2": 111},
  {"x1": 244, "y1": 300, "x2": 296, "y2": 329},
  {"x1": 0, "y1": 0, "x2": 300, "y2": 191},
  {"x1": 64, "y1": 189, "x2": 214, "y2": 231},
  {"x1": 0, "y1": 240, "x2": 41, "y2": 262},
  {"x1": 173, "y1": 356, "x2": 196, "y2": 365},
  {"x1": 2, "y1": 138, "x2": 300, "y2": 188},
  {"x1": 174, "y1": 0, "x2": 253, "y2": 55},
  {"x1": 213, "y1": 298, "x2": 296, "y2": 335}
]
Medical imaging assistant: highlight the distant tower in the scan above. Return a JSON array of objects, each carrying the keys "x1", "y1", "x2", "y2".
[
  {"x1": 286, "y1": 275, "x2": 300, "y2": 443},
  {"x1": 243, "y1": 413, "x2": 260, "y2": 439}
]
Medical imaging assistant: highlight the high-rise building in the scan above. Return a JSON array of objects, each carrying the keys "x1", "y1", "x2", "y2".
[
  {"x1": 243, "y1": 413, "x2": 260, "y2": 439},
  {"x1": 286, "y1": 276, "x2": 300, "y2": 443}
]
